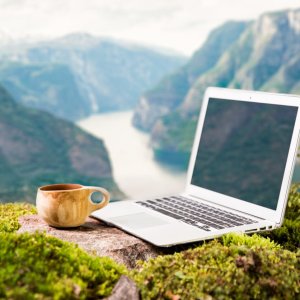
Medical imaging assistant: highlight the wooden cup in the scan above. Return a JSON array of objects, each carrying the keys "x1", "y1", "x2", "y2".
[{"x1": 36, "y1": 183, "x2": 110, "y2": 228}]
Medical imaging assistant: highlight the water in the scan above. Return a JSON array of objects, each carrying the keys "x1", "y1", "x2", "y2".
[
  {"x1": 78, "y1": 110, "x2": 300, "y2": 200},
  {"x1": 78, "y1": 111, "x2": 186, "y2": 199}
]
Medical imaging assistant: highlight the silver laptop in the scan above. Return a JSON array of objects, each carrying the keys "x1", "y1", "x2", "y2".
[{"x1": 92, "y1": 87, "x2": 300, "y2": 247}]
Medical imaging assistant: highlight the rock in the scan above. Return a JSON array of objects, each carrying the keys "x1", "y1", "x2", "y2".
[
  {"x1": 18, "y1": 215, "x2": 161, "y2": 268},
  {"x1": 105, "y1": 275, "x2": 140, "y2": 300}
]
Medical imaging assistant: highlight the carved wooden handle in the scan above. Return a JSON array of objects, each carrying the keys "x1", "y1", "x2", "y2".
[{"x1": 86, "y1": 186, "x2": 110, "y2": 213}]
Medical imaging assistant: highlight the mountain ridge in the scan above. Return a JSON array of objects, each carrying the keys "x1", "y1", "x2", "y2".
[
  {"x1": 0, "y1": 85, "x2": 123, "y2": 202},
  {"x1": 0, "y1": 33, "x2": 186, "y2": 121},
  {"x1": 132, "y1": 21, "x2": 249, "y2": 131},
  {"x1": 133, "y1": 8, "x2": 300, "y2": 168}
]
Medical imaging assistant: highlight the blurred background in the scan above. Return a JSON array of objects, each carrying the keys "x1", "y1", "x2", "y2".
[{"x1": 0, "y1": 0, "x2": 300, "y2": 203}]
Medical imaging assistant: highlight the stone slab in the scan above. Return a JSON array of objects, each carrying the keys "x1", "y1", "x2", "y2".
[
  {"x1": 105, "y1": 275, "x2": 140, "y2": 300},
  {"x1": 18, "y1": 215, "x2": 161, "y2": 268}
]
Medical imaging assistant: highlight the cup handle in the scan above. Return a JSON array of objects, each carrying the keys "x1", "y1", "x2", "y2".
[{"x1": 85, "y1": 186, "x2": 110, "y2": 214}]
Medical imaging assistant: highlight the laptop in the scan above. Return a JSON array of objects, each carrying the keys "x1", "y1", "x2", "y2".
[{"x1": 92, "y1": 87, "x2": 300, "y2": 247}]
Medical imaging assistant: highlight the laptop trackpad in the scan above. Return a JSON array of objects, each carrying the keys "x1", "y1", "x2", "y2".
[{"x1": 110, "y1": 212, "x2": 168, "y2": 229}]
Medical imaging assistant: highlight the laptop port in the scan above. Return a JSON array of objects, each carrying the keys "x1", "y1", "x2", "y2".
[{"x1": 245, "y1": 229, "x2": 258, "y2": 233}]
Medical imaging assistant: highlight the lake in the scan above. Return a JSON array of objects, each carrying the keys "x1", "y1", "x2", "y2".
[{"x1": 78, "y1": 111, "x2": 186, "y2": 199}]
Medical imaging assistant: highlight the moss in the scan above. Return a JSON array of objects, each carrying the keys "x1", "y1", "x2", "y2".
[
  {"x1": 221, "y1": 232, "x2": 280, "y2": 249},
  {"x1": 132, "y1": 237, "x2": 299, "y2": 300},
  {"x1": 131, "y1": 184, "x2": 300, "y2": 299},
  {"x1": 0, "y1": 203, "x2": 36, "y2": 233},
  {"x1": 0, "y1": 182, "x2": 299, "y2": 299},
  {"x1": 0, "y1": 204, "x2": 127, "y2": 299},
  {"x1": 0, "y1": 232, "x2": 126, "y2": 299},
  {"x1": 260, "y1": 218, "x2": 299, "y2": 252},
  {"x1": 280, "y1": 183, "x2": 300, "y2": 222},
  {"x1": 260, "y1": 183, "x2": 300, "y2": 251}
]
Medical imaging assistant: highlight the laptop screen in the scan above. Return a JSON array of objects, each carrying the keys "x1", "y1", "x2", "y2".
[{"x1": 191, "y1": 98, "x2": 298, "y2": 210}]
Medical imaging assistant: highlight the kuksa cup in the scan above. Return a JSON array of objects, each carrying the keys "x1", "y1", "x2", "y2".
[{"x1": 36, "y1": 183, "x2": 110, "y2": 227}]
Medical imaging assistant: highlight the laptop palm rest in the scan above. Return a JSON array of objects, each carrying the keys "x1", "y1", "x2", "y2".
[{"x1": 109, "y1": 212, "x2": 168, "y2": 229}]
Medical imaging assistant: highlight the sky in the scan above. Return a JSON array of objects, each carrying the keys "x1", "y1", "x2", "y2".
[{"x1": 0, "y1": 0, "x2": 299, "y2": 55}]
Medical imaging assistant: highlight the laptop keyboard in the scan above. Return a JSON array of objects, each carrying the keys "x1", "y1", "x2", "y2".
[{"x1": 136, "y1": 196, "x2": 257, "y2": 231}]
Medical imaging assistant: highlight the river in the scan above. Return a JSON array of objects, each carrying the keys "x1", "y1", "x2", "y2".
[{"x1": 78, "y1": 111, "x2": 186, "y2": 200}]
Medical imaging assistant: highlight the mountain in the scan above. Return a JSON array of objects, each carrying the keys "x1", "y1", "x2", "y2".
[
  {"x1": 0, "y1": 33, "x2": 185, "y2": 121},
  {"x1": 0, "y1": 62, "x2": 91, "y2": 121},
  {"x1": 0, "y1": 85, "x2": 123, "y2": 203},
  {"x1": 132, "y1": 21, "x2": 249, "y2": 131},
  {"x1": 133, "y1": 8, "x2": 300, "y2": 167}
]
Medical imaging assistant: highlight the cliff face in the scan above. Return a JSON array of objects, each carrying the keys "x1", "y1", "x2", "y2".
[
  {"x1": 0, "y1": 85, "x2": 123, "y2": 202},
  {"x1": 0, "y1": 33, "x2": 185, "y2": 121},
  {"x1": 182, "y1": 9, "x2": 300, "y2": 116},
  {"x1": 133, "y1": 8, "x2": 300, "y2": 167},
  {"x1": 132, "y1": 21, "x2": 248, "y2": 131}
]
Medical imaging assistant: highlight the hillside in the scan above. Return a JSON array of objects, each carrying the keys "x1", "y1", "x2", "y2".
[
  {"x1": 0, "y1": 62, "x2": 90, "y2": 121},
  {"x1": 0, "y1": 33, "x2": 185, "y2": 121},
  {"x1": 132, "y1": 21, "x2": 248, "y2": 131},
  {"x1": 133, "y1": 8, "x2": 300, "y2": 167},
  {"x1": 0, "y1": 85, "x2": 123, "y2": 202}
]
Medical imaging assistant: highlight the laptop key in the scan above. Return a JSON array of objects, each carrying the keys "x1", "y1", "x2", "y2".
[
  {"x1": 196, "y1": 225, "x2": 211, "y2": 231},
  {"x1": 183, "y1": 219, "x2": 197, "y2": 225},
  {"x1": 149, "y1": 206, "x2": 184, "y2": 220},
  {"x1": 136, "y1": 196, "x2": 257, "y2": 230}
]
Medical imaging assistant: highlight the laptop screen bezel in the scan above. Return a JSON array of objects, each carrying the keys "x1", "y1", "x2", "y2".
[{"x1": 185, "y1": 87, "x2": 300, "y2": 223}]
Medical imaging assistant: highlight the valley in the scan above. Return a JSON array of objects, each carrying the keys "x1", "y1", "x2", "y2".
[
  {"x1": 78, "y1": 111, "x2": 186, "y2": 200},
  {"x1": 133, "y1": 8, "x2": 300, "y2": 169},
  {"x1": 2, "y1": 7, "x2": 300, "y2": 202}
]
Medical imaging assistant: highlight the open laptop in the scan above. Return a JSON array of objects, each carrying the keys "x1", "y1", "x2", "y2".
[{"x1": 92, "y1": 87, "x2": 300, "y2": 247}]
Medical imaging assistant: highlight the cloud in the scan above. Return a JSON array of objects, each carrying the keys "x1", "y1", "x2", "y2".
[{"x1": 0, "y1": 0, "x2": 299, "y2": 55}]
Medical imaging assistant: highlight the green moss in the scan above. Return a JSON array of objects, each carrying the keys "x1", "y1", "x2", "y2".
[
  {"x1": 1, "y1": 182, "x2": 299, "y2": 299},
  {"x1": 222, "y1": 232, "x2": 280, "y2": 249},
  {"x1": 131, "y1": 185, "x2": 300, "y2": 299},
  {"x1": 132, "y1": 238, "x2": 299, "y2": 300},
  {"x1": 0, "y1": 232, "x2": 126, "y2": 299},
  {"x1": 0, "y1": 204, "x2": 126, "y2": 298},
  {"x1": 281, "y1": 183, "x2": 300, "y2": 221},
  {"x1": 0, "y1": 203, "x2": 36, "y2": 233},
  {"x1": 261, "y1": 183, "x2": 300, "y2": 251},
  {"x1": 262, "y1": 218, "x2": 299, "y2": 252}
]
